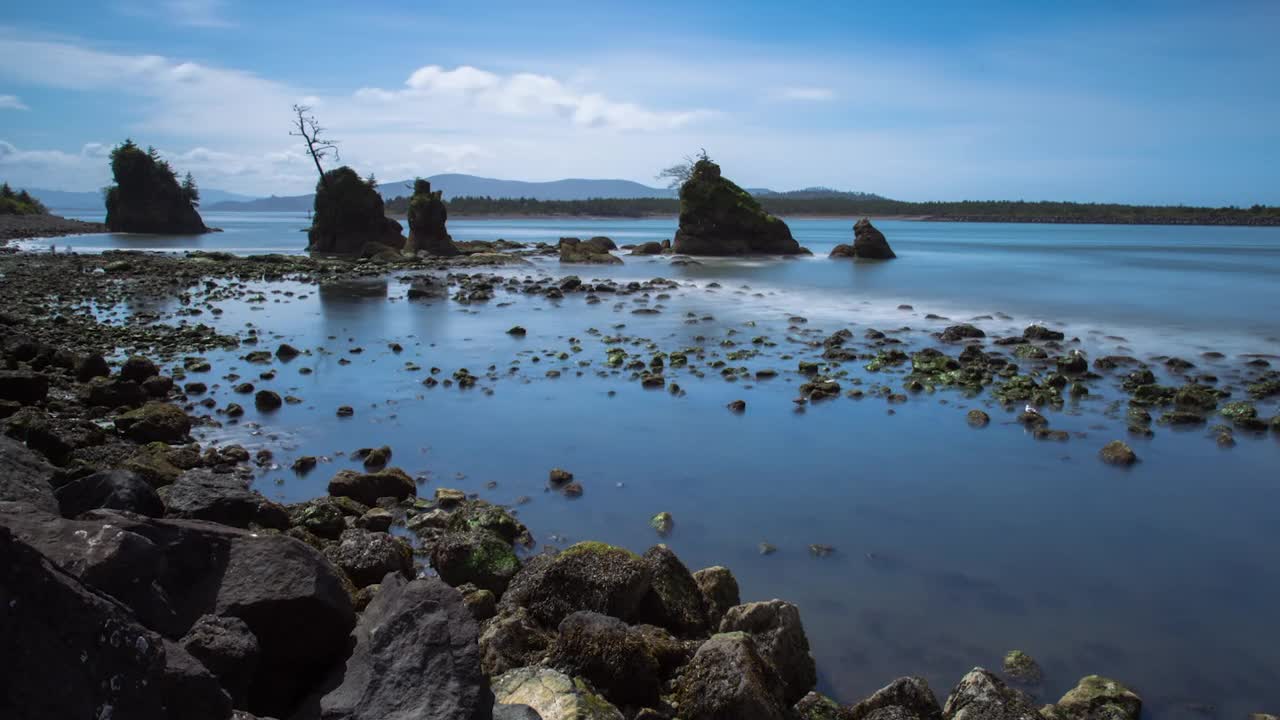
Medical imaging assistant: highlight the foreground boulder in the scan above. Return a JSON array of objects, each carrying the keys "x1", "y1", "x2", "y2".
[
  {"x1": 180, "y1": 614, "x2": 261, "y2": 709},
  {"x1": 314, "y1": 573, "x2": 493, "y2": 720},
  {"x1": 0, "y1": 524, "x2": 231, "y2": 720},
  {"x1": 306, "y1": 166, "x2": 405, "y2": 256},
  {"x1": 0, "y1": 506, "x2": 356, "y2": 717},
  {"x1": 635, "y1": 543, "x2": 709, "y2": 637},
  {"x1": 674, "y1": 631, "x2": 790, "y2": 720},
  {"x1": 104, "y1": 139, "x2": 210, "y2": 234},
  {"x1": 830, "y1": 218, "x2": 896, "y2": 259},
  {"x1": 719, "y1": 599, "x2": 816, "y2": 705},
  {"x1": 672, "y1": 158, "x2": 802, "y2": 255},
  {"x1": 114, "y1": 402, "x2": 192, "y2": 443},
  {"x1": 547, "y1": 611, "x2": 661, "y2": 707},
  {"x1": 941, "y1": 668, "x2": 1038, "y2": 720},
  {"x1": 1042, "y1": 676, "x2": 1142, "y2": 720},
  {"x1": 846, "y1": 676, "x2": 942, "y2": 720},
  {"x1": 0, "y1": 435, "x2": 58, "y2": 513},
  {"x1": 491, "y1": 667, "x2": 623, "y2": 720},
  {"x1": 499, "y1": 542, "x2": 652, "y2": 626},
  {"x1": 162, "y1": 468, "x2": 288, "y2": 528},
  {"x1": 55, "y1": 468, "x2": 164, "y2": 517},
  {"x1": 406, "y1": 179, "x2": 460, "y2": 256}
]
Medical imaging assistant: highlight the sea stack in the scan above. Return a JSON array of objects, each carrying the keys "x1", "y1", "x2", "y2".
[
  {"x1": 104, "y1": 140, "x2": 210, "y2": 234},
  {"x1": 831, "y1": 217, "x2": 896, "y2": 259},
  {"x1": 306, "y1": 166, "x2": 405, "y2": 256},
  {"x1": 405, "y1": 179, "x2": 459, "y2": 256},
  {"x1": 672, "y1": 158, "x2": 803, "y2": 255}
]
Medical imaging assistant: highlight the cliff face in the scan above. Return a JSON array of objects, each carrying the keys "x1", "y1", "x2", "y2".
[
  {"x1": 103, "y1": 141, "x2": 209, "y2": 234},
  {"x1": 405, "y1": 179, "x2": 459, "y2": 256},
  {"x1": 672, "y1": 159, "x2": 802, "y2": 255},
  {"x1": 306, "y1": 167, "x2": 405, "y2": 256}
]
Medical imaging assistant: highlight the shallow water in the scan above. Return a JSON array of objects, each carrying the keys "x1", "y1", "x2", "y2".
[{"x1": 31, "y1": 213, "x2": 1280, "y2": 715}]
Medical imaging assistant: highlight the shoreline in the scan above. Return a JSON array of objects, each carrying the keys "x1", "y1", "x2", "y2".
[{"x1": 0, "y1": 212, "x2": 109, "y2": 242}]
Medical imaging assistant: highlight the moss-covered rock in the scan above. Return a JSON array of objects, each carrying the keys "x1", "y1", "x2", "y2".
[
  {"x1": 559, "y1": 237, "x2": 622, "y2": 264},
  {"x1": 674, "y1": 631, "x2": 791, "y2": 720},
  {"x1": 104, "y1": 140, "x2": 210, "y2": 234},
  {"x1": 113, "y1": 402, "x2": 191, "y2": 443},
  {"x1": 1099, "y1": 441, "x2": 1138, "y2": 466},
  {"x1": 430, "y1": 528, "x2": 522, "y2": 596},
  {"x1": 405, "y1": 179, "x2": 459, "y2": 256},
  {"x1": 635, "y1": 544, "x2": 709, "y2": 638},
  {"x1": 1001, "y1": 650, "x2": 1042, "y2": 683},
  {"x1": 306, "y1": 166, "x2": 405, "y2": 255},
  {"x1": 844, "y1": 676, "x2": 941, "y2": 720},
  {"x1": 1045, "y1": 675, "x2": 1141, "y2": 720},
  {"x1": 547, "y1": 611, "x2": 662, "y2": 708},
  {"x1": 327, "y1": 466, "x2": 415, "y2": 505},
  {"x1": 673, "y1": 159, "x2": 802, "y2": 255},
  {"x1": 499, "y1": 542, "x2": 651, "y2": 627}
]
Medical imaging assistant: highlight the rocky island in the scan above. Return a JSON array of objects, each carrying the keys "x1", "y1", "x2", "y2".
[
  {"x1": 672, "y1": 157, "x2": 805, "y2": 256},
  {"x1": 406, "y1": 178, "x2": 461, "y2": 256},
  {"x1": 306, "y1": 166, "x2": 406, "y2": 257},
  {"x1": 104, "y1": 140, "x2": 212, "y2": 234}
]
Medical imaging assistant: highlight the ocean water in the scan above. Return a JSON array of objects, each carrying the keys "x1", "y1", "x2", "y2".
[{"x1": 28, "y1": 212, "x2": 1280, "y2": 716}]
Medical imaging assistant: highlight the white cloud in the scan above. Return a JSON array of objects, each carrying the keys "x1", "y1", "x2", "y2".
[
  {"x1": 777, "y1": 87, "x2": 835, "y2": 102},
  {"x1": 357, "y1": 65, "x2": 709, "y2": 132},
  {"x1": 0, "y1": 94, "x2": 27, "y2": 110}
]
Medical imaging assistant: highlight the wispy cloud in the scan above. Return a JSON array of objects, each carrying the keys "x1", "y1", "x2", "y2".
[
  {"x1": 0, "y1": 94, "x2": 28, "y2": 110},
  {"x1": 776, "y1": 87, "x2": 835, "y2": 102},
  {"x1": 356, "y1": 65, "x2": 710, "y2": 132}
]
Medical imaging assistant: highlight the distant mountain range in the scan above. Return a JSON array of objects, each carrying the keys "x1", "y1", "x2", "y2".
[{"x1": 29, "y1": 187, "x2": 256, "y2": 211}]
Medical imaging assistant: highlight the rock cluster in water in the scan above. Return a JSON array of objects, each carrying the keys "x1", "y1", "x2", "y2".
[
  {"x1": 306, "y1": 166, "x2": 406, "y2": 257},
  {"x1": 104, "y1": 140, "x2": 210, "y2": 234},
  {"x1": 831, "y1": 217, "x2": 896, "y2": 259},
  {"x1": 406, "y1": 178, "x2": 460, "y2": 256},
  {"x1": 672, "y1": 159, "x2": 804, "y2": 255}
]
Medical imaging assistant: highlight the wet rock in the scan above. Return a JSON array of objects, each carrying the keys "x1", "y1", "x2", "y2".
[
  {"x1": 0, "y1": 524, "x2": 232, "y2": 720},
  {"x1": 1023, "y1": 325, "x2": 1065, "y2": 341},
  {"x1": 491, "y1": 667, "x2": 623, "y2": 720},
  {"x1": 315, "y1": 573, "x2": 492, "y2": 720},
  {"x1": 254, "y1": 389, "x2": 282, "y2": 410},
  {"x1": 408, "y1": 277, "x2": 448, "y2": 299},
  {"x1": 560, "y1": 238, "x2": 622, "y2": 265},
  {"x1": 431, "y1": 528, "x2": 522, "y2": 596},
  {"x1": 719, "y1": 599, "x2": 816, "y2": 705},
  {"x1": 0, "y1": 435, "x2": 58, "y2": 513},
  {"x1": 114, "y1": 402, "x2": 192, "y2": 443},
  {"x1": 966, "y1": 410, "x2": 990, "y2": 427},
  {"x1": 55, "y1": 469, "x2": 163, "y2": 518},
  {"x1": 693, "y1": 566, "x2": 741, "y2": 627},
  {"x1": 74, "y1": 352, "x2": 111, "y2": 382},
  {"x1": 356, "y1": 444, "x2": 392, "y2": 469},
  {"x1": 120, "y1": 355, "x2": 161, "y2": 383},
  {"x1": 499, "y1": 542, "x2": 652, "y2": 626},
  {"x1": 276, "y1": 343, "x2": 301, "y2": 360},
  {"x1": 1042, "y1": 675, "x2": 1141, "y2": 720},
  {"x1": 727, "y1": 399, "x2": 747, "y2": 413},
  {"x1": 291, "y1": 497, "x2": 354, "y2": 540},
  {"x1": 650, "y1": 511, "x2": 674, "y2": 535},
  {"x1": 323, "y1": 527, "x2": 413, "y2": 588},
  {"x1": 675, "y1": 631, "x2": 790, "y2": 720},
  {"x1": 0, "y1": 369, "x2": 49, "y2": 404},
  {"x1": 1001, "y1": 650, "x2": 1042, "y2": 684},
  {"x1": 480, "y1": 606, "x2": 555, "y2": 677},
  {"x1": 845, "y1": 676, "x2": 942, "y2": 720},
  {"x1": 328, "y1": 466, "x2": 416, "y2": 505},
  {"x1": 672, "y1": 158, "x2": 802, "y2": 256},
  {"x1": 180, "y1": 614, "x2": 260, "y2": 708},
  {"x1": 493, "y1": 704, "x2": 544, "y2": 720},
  {"x1": 941, "y1": 324, "x2": 985, "y2": 342},
  {"x1": 549, "y1": 467, "x2": 574, "y2": 485},
  {"x1": 163, "y1": 468, "x2": 288, "y2": 529},
  {"x1": 548, "y1": 610, "x2": 662, "y2": 707},
  {"x1": 459, "y1": 583, "x2": 498, "y2": 622},
  {"x1": 355, "y1": 506, "x2": 393, "y2": 532},
  {"x1": 631, "y1": 241, "x2": 664, "y2": 255},
  {"x1": 83, "y1": 377, "x2": 148, "y2": 409},
  {"x1": 941, "y1": 668, "x2": 1038, "y2": 720},
  {"x1": 636, "y1": 544, "x2": 709, "y2": 637}
]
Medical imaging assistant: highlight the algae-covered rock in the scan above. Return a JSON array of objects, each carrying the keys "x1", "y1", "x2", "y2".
[
  {"x1": 674, "y1": 631, "x2": 791, "y2": 720},
  {"x1": 1098, "y1": 441, "x2": 1137, "y2": 467},
  {"x1": 491, "y1": 667, "x2": 623, "y2": 720},
  {"x1": 941, "y1": 668, "x2": 1038, "y2": 720},
  {"x1": 635, "y1": 544, "x2": 709, "y2": 637},
  {"x1": 114, "y1": 401, "x2": 192, "y2": 443},
  {"x1": 327, "y1": 466, "x2": 416, "y2": 505},
  {"x1": 306, "y1": 166, "x2": 405, "y2": 255},
  {"x1": 560, "y1": 238, "x2": 622, "y2": 265},
  {"x1": 431, "y1": 528, "x2": 522, "y2": 596},
  {"x1": 673, "y1": 158, "x2": 802, "y2": 255},
  {"x1": 693, "y1": 565, "x2": 741, "y2": 627},
  {"x1": 795, "y1": 691, "x2": 846, "y2": 720},
  {"x1": 1001, "y1": 650, "x2": 1042, "y2": 683},
  {"x1": 499, "y1": 542, "x2": 652, "y2": 626},
  {"x1": 104, "y1": 140, "x2": 210, "y2": 234},
  {"x1": 406, "y1": 179, "x2": 459, "y2": 256},
  {"x1": 548, "y1": 611, "x2": 661, "y2": 707},
  {"x1": 1044, "y1": 675, "x2": 1141, "y2": 720}
]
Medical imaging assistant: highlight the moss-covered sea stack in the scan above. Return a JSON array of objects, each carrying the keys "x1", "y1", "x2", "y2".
[
  {"x1": 672, "y1": 158, "x2": 803, "y2": 255},
  {"x1": 103, "y1": 140, "x2": 209, "y2": 234},
  {"x1": 405, "y1": 179, "x2": 459, "y2": 256},
  {"x1": 306, "y1": 166, "x2": 405, "y2": 256}
]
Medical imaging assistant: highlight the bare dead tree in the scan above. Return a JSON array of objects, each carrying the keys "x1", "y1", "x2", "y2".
[
  {"x1": 656, "y1": 148, "x2": 711, "y2": 189},
  {"x1": 290, "y1": 104, "x2": 340, "y2": 189}
]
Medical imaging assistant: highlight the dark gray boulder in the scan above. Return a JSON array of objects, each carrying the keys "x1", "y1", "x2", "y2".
[
  {"x1": 847, "y1": 676, "x2": 942, "y2": 720},
  {"x1": 0, "y1": 435, "x2": 57, "y2": 513},
  {"x1": 327, "y1": 466, "x2": 416, "y2": 506},
  {"x1": 0, "y1": 523, "x2": 232, "y2": 720},
  {"x1": 635, "y1": 543, "x2": 709, "y2": 637},
  {"x1": 430, "y1": 528, "x2": 522, "y2": 596},
  {"x1": 851, "y1": 218, "x2": 896, "y2": 259},
  {"x1": 0, "y1": 369, "x2": 48, "y2": 403},
  {"x1": 322, "y1": 527, "x2": 413, "y2": 588},
  {"x1": 479, "y1": 606, "x2": 554, "y2": 677},
  {"x1": 719, "y1": 599, "x2": 816, "y2": 705},
  {"x1": 163, "y1": 468, "x2": 289, "y2": 529},
  {"x1": 180, "y1": 614, "x2": 261, "y2": 709},
  {"x1": 493, "y1": 705, "x2": 543, "y2": 720},
  {"x1": 674, "y1": 631, "x2": 790, "y2": 720},
  {"x1": 316, "y1": 573, "x2": 493, "y2": 720},
  {"x1": 55, "y1": 468, "x2": 164, "y2": 517},
  {"x1": 498, "y1": 542, "x2": 652, "y2": 626}
]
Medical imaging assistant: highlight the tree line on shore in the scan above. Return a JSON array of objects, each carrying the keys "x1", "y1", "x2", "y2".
[
  {"x1": 384, "y1": 193, "x2": 1280, "y2": 225},
  {"x1": 0, "y1": 182, "x2": 49, "y2": 215}
]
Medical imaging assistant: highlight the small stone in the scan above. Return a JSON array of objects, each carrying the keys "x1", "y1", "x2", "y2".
[
  {"x1": 966, "y1": 409, "x2": 990, "y2": 427},
  {"x1": 808, "y1": 544, "x2": 834, "y2": 558},
  {"x1": 254, "y1": 389, "x2": 282, "y2": 410},
  {"x1": 506, "y1": 326, "x2": 527, "y2": 336},
  {"x1": 727, "y1": 399, "x2": 746, "y2": 413},
  {"x1": 1099, "y1": 440, "x2": 1137, "y2": 466},
  {"x1": 1003, "y1": 650, "x2": 1043, "y2": 683},
  {"x1": 649, "y1": 511, "x2": 674, "y2": 535},
  {"x1": 548, "y1": 468, "x2": 573, "y2": 485},
  {"x1": 336, "y1": 405, "x2": 354, "y2": 417}
]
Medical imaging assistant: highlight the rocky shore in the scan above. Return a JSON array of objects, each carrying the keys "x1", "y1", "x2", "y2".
[
  {"x1": 0, "y1": 212, "x2": 109, "y2": 241},
  {"x1": 1, "y1": 247, "x2": 1276, "y2": 719}
]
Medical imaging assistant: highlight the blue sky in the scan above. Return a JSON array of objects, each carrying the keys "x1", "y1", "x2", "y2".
[{"x1": 0, "y1": 0, "x2": 1277, "y2": 204}]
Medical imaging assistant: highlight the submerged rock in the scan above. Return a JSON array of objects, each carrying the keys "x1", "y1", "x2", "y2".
[
  {"x1": 672, "y1": 158, "x2": 802, "y2": 255},
  {"x1": 406, "y1": 179, "x2": 460, "y2": 256},
  {"x1": 306, "y1": 166, "x2": 405, "y2": 256},
  {"x1": 1099, "y1": 441, "x2": 1138, "y2": 466}
]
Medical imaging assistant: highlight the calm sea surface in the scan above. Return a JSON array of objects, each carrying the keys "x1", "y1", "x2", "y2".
[{"x1": 27, "y1": 212, "x2": 1280, "y2": 716}]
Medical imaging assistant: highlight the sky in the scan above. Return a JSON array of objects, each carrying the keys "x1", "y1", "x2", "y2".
[{"x1": 0, "y1": 0, "x2": 1277, "y2": 204}]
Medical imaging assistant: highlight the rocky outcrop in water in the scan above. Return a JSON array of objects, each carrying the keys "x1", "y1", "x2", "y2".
[
  {"x1": 406, "y1": 179, "x2": 460, "y2": 256},
  {"x1": 306, "y1": 166, "x2": 406, "y2": 256},
  {"x1": 104, "y1": 140, "x2": 211, "y2": 234},
  {"x1": 672, "y1": 159, "x2": 803, "y2": 255},
  {"x1": 831, "y1": 218, "x2": 896, "y2": 259}
]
